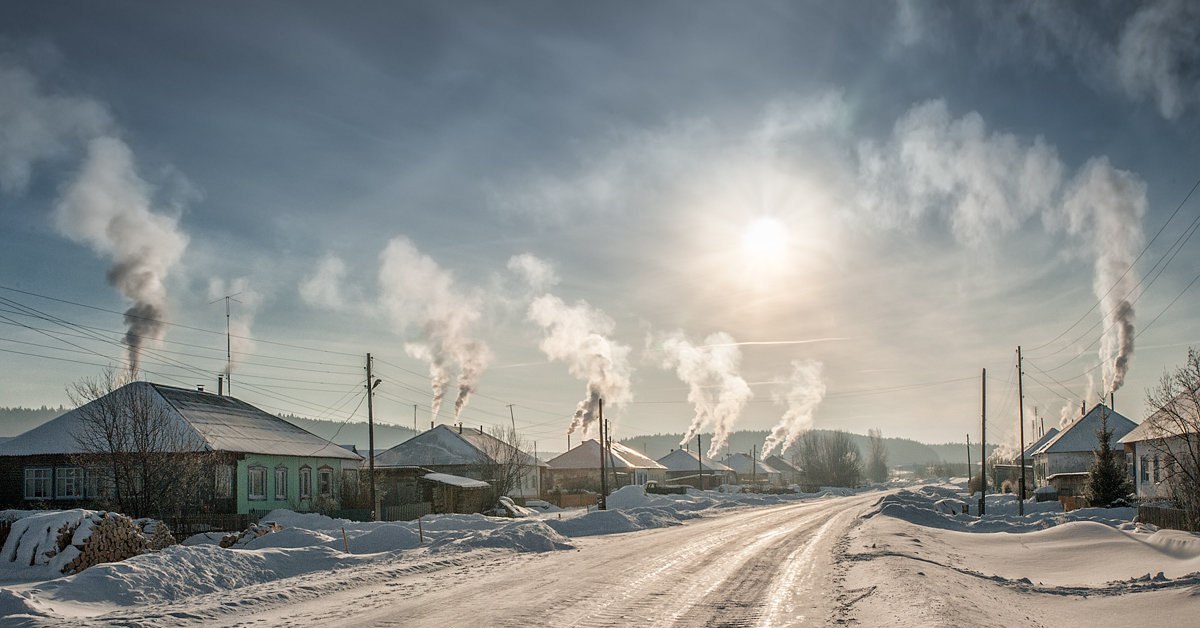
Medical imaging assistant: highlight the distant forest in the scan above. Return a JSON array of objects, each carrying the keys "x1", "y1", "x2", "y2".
[{"x1": 0, "y1": 406, "x2": 993, "y2": 464}]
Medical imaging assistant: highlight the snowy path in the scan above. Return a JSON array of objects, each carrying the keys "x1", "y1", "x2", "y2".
[
  {"x1": 261, "y1": 493, "x2": 877, "y2": 628},
  {"x1": 44, "y1": 493, "x2": 876, "y2": 627}
]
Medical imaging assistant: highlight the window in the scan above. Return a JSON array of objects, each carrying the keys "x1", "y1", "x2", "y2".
[
  {"x1": 318, "y1": 466, "x2": 333, "y2": 497},
  {"x1": 1153, "y1": 455, "x2": 1161, "y2": 483},
  {"x1": 88, "y1": 467, "x2": 113, "y2": 499},
  {"x1": 248, "y1": 466, "x2": 267, "y2": 500},
  {"x1": 55, "y1": 467, "x2": 84, "y2": 499},
  {"x1": 342, "y1": 468, "x2": 359, "y2": 497},
  {"x1": 1140, "y1": 456, "x2": 1149, "y2": 482},
  {"x1": 299, "y1": 466, "x2": 312, "y2": 499},
  {"x1": 275, "y1": 466, "x2": 288, "y2": 500},
  {"x1": 215, "y1": 465, "x2": 234, "y2": 499},
  {"x1": 24, "y1": 468, "x2": 51, "y2": 500}
]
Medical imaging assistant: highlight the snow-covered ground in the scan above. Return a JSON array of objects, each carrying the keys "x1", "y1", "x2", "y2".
[
  {"x1": 838, "y1": 485, "x2": 1200, "y2": 628},
  {"x1": 3, "y1": 483, "x2": 1195, "y2": 627}
]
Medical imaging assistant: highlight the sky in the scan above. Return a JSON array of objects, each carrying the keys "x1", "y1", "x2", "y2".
[{"x1": 1, "y1": 1, "x2": 1199, "y2": 454}]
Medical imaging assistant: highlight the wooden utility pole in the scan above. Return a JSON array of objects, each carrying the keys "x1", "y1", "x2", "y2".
[
  {"x1": 752, "y1": 444, "x2": 757, "y2": 486},
  {"x1": 507, "y1": 404, "x2": 517, "y2": 433},
  {"x1": 980, "y1": 367, "x2": 986, "y2": 515},
  {"x1": 413, "y1": 404, "x2": 417, "y2": 432},
  {"x1": 598, "y1": 399, "x2": 607, "y2": 510},
  {"x1": 366, "y1": 353, "x2": 380, "y2": 521},
  {"x1": 1016, "y1": 346, "x2": 1026, "y2": 516},
  {"x1": 697, "y1": 434, "x2": 704, "y2": 490},
  {"x1": 966, "y1": 433, "x2": 972, "y2": 486}
]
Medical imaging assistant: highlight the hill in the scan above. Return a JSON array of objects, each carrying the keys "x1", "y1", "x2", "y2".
[{"x1": 0, "y1": 406, "x2": 69, "y2": 437}]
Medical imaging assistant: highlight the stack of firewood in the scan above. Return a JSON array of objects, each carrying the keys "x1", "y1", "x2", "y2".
[
  {"x1": 43, "y1": 512, "x2": 175, "y2": 575},
  {"x1": 219, "y1": 520, "x2": 281, "y2": 548},
  {"x1": 135, "y1": 518, "x2": 176, "y2": 551}
]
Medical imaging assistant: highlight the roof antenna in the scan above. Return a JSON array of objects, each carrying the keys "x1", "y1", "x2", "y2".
[{"x1": 209, "y1": 292, "x2": 242, "y2": 396}]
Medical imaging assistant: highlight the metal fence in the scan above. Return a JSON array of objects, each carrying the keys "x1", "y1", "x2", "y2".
[
  {"x1": 160, "y1": 513, "x2": 251, "y2": 539},
  {"x1": 1138, "y1": 505, "x2": 1195, "y2": 531},
  {"x1": 382, "y1": 502, "x2": 433, "y2": 521}
]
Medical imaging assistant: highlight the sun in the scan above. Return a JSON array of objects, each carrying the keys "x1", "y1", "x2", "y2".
[{"x1": 741, "y1": 216, "x2": 789, "y2": 261}]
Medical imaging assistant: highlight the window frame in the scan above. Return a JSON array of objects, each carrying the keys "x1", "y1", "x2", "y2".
[
  {"x1": 248, "y1": 465, "x2": 268, "y2": 501},
  {"x1": 318, "y1": 466, "x2": 334, "y2": 498},
  {"x1": 24, "y1": 467, "x2": 51, "y2": 500},
  {"x1": 299, "y1": 465, "x2": 312, "y2": 499},
  {"x1": 55, "y1": 467, "x2": 84, "y2": 499},
  {"x1": 274, "y1": 466, "x2": 288, "y2": 501}
]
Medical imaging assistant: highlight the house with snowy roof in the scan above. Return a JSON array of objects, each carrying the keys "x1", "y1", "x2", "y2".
[
  {"x1": 373, "y1": 424, "x2": 545, "y2": 499},
  {"x1": 1119, "y1": 393, "x2": 1200, "y2": 501},
  {"x1": 0, "y1": 382, "x2": 362, "y2": 516},
  {"x1": 723, "y1": 453, "x2": 782, "y2": 486},
  {"x1": 762, "y1": 455, "x2": 803, "y2": 485},
  {"x1": 544, "y1": 439, "x2": 667, "y2": 493},
  {"x1": 656, "y1": 448, "x2": 734, "y2": 489},
  {"x1": 1031, "y1": 404, "x2": 1135, "y2": 498}
]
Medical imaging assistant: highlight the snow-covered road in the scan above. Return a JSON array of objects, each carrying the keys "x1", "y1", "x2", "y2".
[{"x1": 263, "y1": 493, "x2": 878, "y2": 628}]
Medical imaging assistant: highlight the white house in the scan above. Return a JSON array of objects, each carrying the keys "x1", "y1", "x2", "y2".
[
  {"x1": 1119, "y1": 394, "x2": 1200, "y2": 501},
  {"x1": 1031, "y1": 404, "x2": 1136, "y2": 497}
]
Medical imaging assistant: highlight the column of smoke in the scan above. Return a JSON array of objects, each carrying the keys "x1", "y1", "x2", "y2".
[
  {"x1": 379, "y1": 238, "x2": 491, "y2": 423},
  {"x1": 1061, "y1": 158, "x2": 1146, "y2": 396},
  {"x1": 654, "y1": 331, "x2": 752, "y2": 458},
  {"x1": 1, "y1": 60, "x2": 188, "y2": 375},
  {"x1": 527, "y1": 294, "x2": 632, "y2": 436},
  {"x1": 206, "y1": 278, "x2": 262, "y2": 380},
  {"x1": 761, "y1": 359, "x2": 826, "y2": 458},
  {"x1": 55, "y1": 137, "x2": 189, "y2": 373}
]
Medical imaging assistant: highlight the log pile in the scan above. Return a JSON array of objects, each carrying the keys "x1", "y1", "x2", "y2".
[
  {"x1": 219, "y1": 520, "x2": 282, "y2": 548},
  {"x1": 135, "y1": 518, "x2": 177, "y2": 551},
  {"x1": 58, "y1": 512, "x2": 149, "y2": 575}
]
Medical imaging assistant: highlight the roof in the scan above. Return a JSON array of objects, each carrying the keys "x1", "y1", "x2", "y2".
[
  {"x1": 546, "y1": 439, "x2": 667, "y2": 470},
  {"x1": 0, "y1": 382, "x2": 360, "y2": 460},
  {"x1": 762, "y1": 454, "x2": 802, "y2": 474},
  {"x1": 723, "y1": 453, "x2": 779, "y2": 476},
  {"x1": 374, "y1": 424, "x2": 545, "y2": 468},
  {"x1": 1022, "y1": 427, "x2": 1060, "y2": 459},
  {"x1": 1032, "y1": 404, "x2": 1136, "y2": 455},
  {"x1": 422, "y1": 473, "x2": 490, "y2": 489},
  {"x1": 1119, "y1": 393, "x2": 1200, "y2": 444},
  {"x1": 1046, "y1": 471, "x2": 1091, "y2": 480},
  {"x1": 656, "y1": 448, "x2": 734, "y2": 472}
]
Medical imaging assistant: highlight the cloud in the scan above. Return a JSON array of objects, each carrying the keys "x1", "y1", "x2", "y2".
[
  {"x1": 1115, "y1": 0, "x2": 1200, "y2": 120},
  {"x1": 507, "y1": 253, "x2": 559, "y2": 292},
  {"x1": 299, "y1": 254, "x2": 356, "y2": 309}
]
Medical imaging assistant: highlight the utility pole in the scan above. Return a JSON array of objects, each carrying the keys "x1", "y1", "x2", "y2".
[
  {"x1": 1017, "y1": 346, "x2": 1026, "y2": 516},
  {"x1": 966, "y1": 433, "x2": 972, "y2": 493},
  {"x1": 598, "y1": 399, "x2": 607, "y2": 510},
  {"x1": 366, "y1": 353, "x2": 381, "y2": 522},
  {"x1": 413, "y1": 404, "x2": 417, "y2": 432},
  {"x1": 697, "y1": 434, "x2": 704, "y2": 490},
  {"x1": 752, "y1": 445, "x2": 757, "y2": 487},
  {"x1": 507, "y1": 404, "x2": 517, "y2": 433},
  {"x1": 980, "y1": 367, "x2": 986, "y2": 515},
  {"x1": 209, "y1": 293, "x2": 241, "y2": 395}
]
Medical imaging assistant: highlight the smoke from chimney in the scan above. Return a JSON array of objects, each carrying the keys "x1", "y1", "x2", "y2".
[
  {"x1": 527, "y1": 293, "x2": 632, "y2": 436},
  {"x1": 54, "y1": 137, "x2": 189, "y2": 373},
  {"x1": 761, "y1": 359, "x2": 826, "y2": 458},
  {"x1": 653, "y1": 330, "x2": 752, "y2": 458},
  {"x1": 379, "y1": 237, "x2": 492, "y2": 423}
]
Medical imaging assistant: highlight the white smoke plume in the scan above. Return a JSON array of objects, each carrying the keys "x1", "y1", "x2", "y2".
[
  {"x1": 528, "y1": 294, "x2": 632, "y2": 436},
  {"x1": 53, "y1": 137, "x2": 189, "y2": 373},
  {"x1": 653, "y1": 330, "x2": 753, "y2": 458},
  {"x1": 761, "y1": 359, "x2": 827, "y2": 458},
  {"x1": 206, "y1": 277, "x2": 263, "y2": 379},
  {"x1": 1059, "y1": 158, "x2": 1146, "y2": 394},
  {"x1": 299, "y1": 254, "x2": 354, "y2": 309},
  {"x1": 378, "y1": 237, "x2": 491, "y2": 422},
  {"x1": 507, "y1": 253, "x2": 560, "y2": 293}
]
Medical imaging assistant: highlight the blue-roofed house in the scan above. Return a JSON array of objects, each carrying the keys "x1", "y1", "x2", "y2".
[{"x1": 0, "y1": 382, "x2": 362, "y2": 516}]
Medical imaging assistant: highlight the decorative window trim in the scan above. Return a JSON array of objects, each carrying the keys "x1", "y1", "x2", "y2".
[
  {"x1": 318, "y1": 466, "x2": 334, "y2": 498},
  {"x1": 299, "y1": 466, "x2": 312, "y2": 499},
  {"x1": 274, "y1": 466, "x2": 288, "y2": 501},
  {"x1": 248, "y1": 466, "x2": 268, "y2": 501},
  {"x1": 24, "y1": 468, "x2": 51, "y2": 500}
]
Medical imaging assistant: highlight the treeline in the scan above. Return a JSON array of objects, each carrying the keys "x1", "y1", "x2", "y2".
[
  {"x1": 279, "y1": 414, "x2": 419, "y2": 452},
  {"x1": 0, "y1": 406, "x2": 68, "y2": 437}
]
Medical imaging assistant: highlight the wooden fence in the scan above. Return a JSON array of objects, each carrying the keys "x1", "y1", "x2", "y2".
[
  {"x1": 382, "y1": 502, "x2": 433, "y2": 521},
  {"x1": 1138, "y1": 505, "x2": 1195, "y2": 531},
  {"x1": 161, "y1": 513, "x2": 251, "y2": 539}
]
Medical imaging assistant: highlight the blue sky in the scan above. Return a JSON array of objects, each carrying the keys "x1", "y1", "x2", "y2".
[{"x1": 2, "y1": 1, "x2": 1199, "y2": 454}]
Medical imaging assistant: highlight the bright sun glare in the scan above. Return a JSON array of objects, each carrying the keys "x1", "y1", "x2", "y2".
[{"x1": 741, "y1": 217, "x2": 789, "y2": 261}]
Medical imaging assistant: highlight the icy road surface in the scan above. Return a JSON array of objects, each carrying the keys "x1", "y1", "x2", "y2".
[{"x1": 75, "y1": 493, "x2": 878, "y2": 627}]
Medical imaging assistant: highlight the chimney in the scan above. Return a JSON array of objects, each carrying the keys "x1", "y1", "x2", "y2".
[
  {"x1": 218, "y1": 375, "x2": 224, "y2": 396},
  {"x1": 430, "y1": 420, "x2": 434, "y2": 431},
  {"x1": 1110, "y1": 392, "x2": 1115, "y2": 410},
  {"x1": 479, "y1": 425, "x2": 484, "y2": 434},
  {"x1": 1081, "y1": 401, "x2": 1085, "y2": 416},
  {"x1": 197, "y1": 384, "x2": 205, "y2": 393},
  {"x1": 458, "y1": 423, "x2": 462, "y2": 434}
]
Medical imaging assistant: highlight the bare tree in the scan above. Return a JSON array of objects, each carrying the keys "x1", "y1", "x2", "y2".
[
  {"x1": 1144, "y1": 348, "x2": 1200, "y2": 527},
  {"x1": 866, "y1": 428, "x2": 889, "y2": 483},
  {"x1": 793, "y1": 430, "x2": 862, "y2": 488},
  {"x1": 474, "y1": 425, "x2": 533, "y2": 501},
  {"x1": 69, "y1": 370, "x2": 215, "y2": 518}
]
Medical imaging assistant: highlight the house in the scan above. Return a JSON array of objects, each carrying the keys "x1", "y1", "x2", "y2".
[
  {"x1": 762, "y1": 455, "x2": 803, "y2": 485},
  {"x1": 544, "y1": 439, "x2": 667, "y2": 493},
  {"x1": 723, "y1": 453, "x2": 781, "y2": 486},
  {"x1": 1031, "y1": 404, "x2": 1136, "y2": 497},
  {"x1": 1119, "y1": 394, "x2": 1200, "y2": 501},
  {"x1": 656, "y1": 448, "x2": 735, "y2": 489},
  {"x1": 0, "y1": 382, "x2": 363, "y2": 516},
  {"x1": 1024, "y1": 427, "x2": 1060, "y2": 487},
  {"x1": 373, "y1": 424, "x2": 545, "y2": 499}
]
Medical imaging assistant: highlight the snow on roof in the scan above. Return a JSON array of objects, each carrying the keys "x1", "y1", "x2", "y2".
[
  {"x1": 1033, "y1": 404, "x2": 1135, "y2": 456},
  {"x1": 422, "y1": 473, "x2": 490, "y2": 489},
  {"x1": 1022, "y1": 427, "x2": 1060, "y2": 459},
  {"x1": 0, "y1": 382, "x2": 359, "y2": 460},
  {"x1": 546, "y1": 440, "x2": 667, "y2": 470},
  {"x1": 656, "y1": 448, "x2": 733, "y2": 472},
  {"x1": 374, "y1": 424, "x2": 544, "y2": 468},
  {"x1": 762, "y1": 454, "x2": 801, "y2": 473},
  {"x1": 723, "y1": 453, "x2": 779, "y2": 476},
  {"x1": 1119, "y1": 394, "x2": 1200, "y2": 444}
]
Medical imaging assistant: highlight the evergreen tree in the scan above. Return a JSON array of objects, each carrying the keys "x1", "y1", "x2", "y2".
[{"x1": 1085, "y1": 411, "x2": 1133, "y2": 507}]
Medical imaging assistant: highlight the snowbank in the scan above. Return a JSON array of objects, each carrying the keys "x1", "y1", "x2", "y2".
[{"x1": 875, "y1": 487, "x2": 1136, "y2": 533}]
